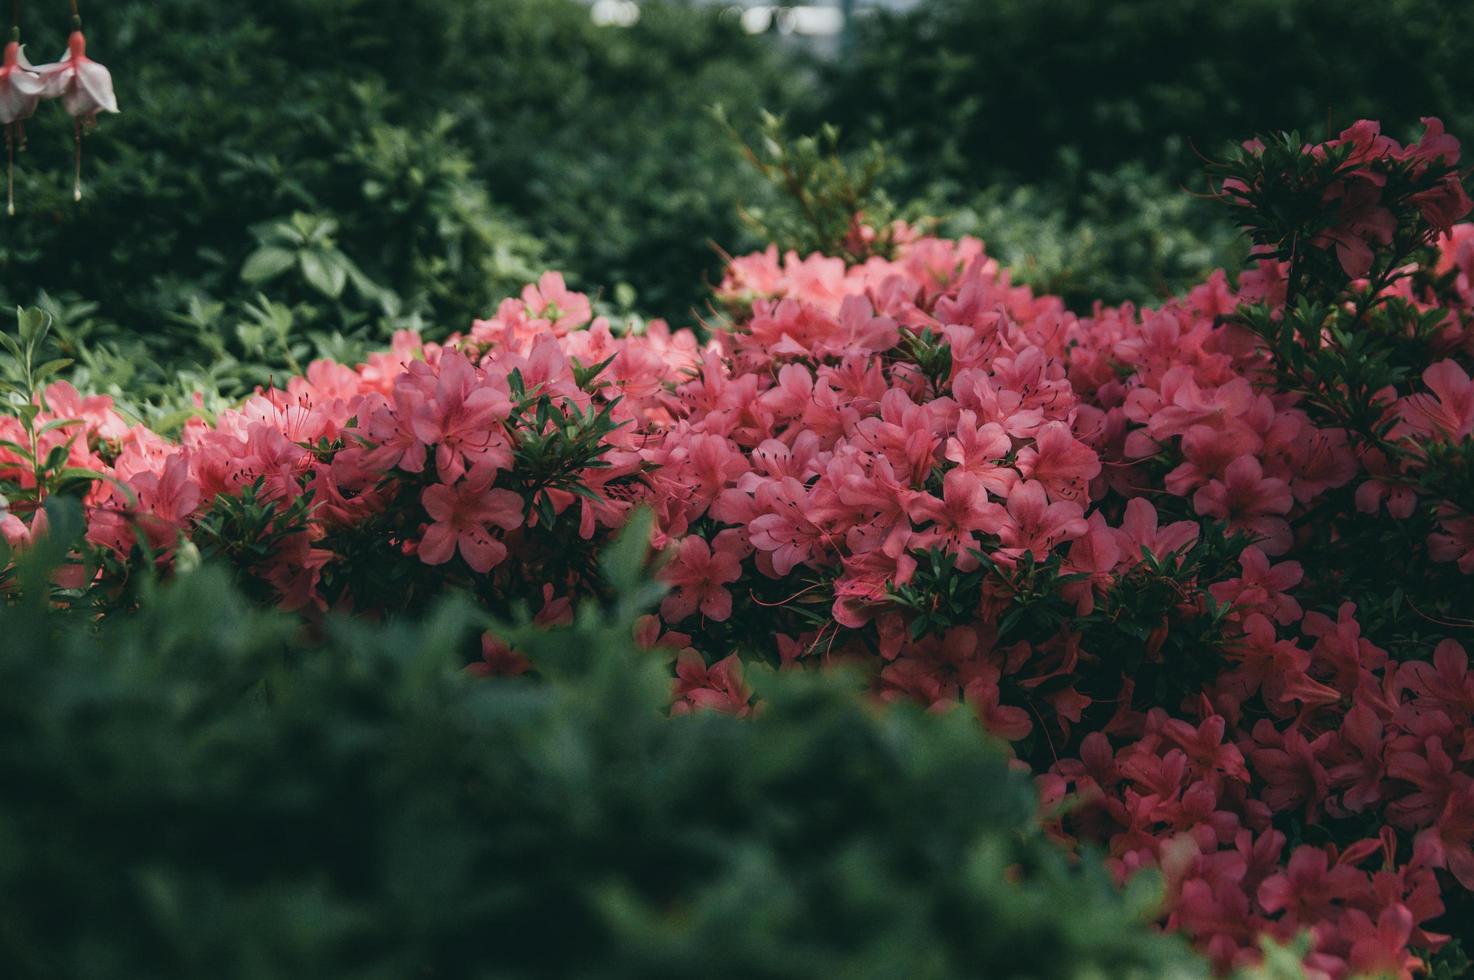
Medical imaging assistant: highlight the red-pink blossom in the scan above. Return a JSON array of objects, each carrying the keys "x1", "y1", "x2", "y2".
[
  {"x1": 660, "y1": 533, "x2": 744, "y2": 623},
  {"x1": 418, "y1": 469, "x2": 524, "y2": 573}
]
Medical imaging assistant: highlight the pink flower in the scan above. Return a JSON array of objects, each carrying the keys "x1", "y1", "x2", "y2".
[
  {"x1": 409, "y1": 352, "x2": 514, "y2": 483},
  {"x1": 469, "y1": 632, "x2": 531, "y2": 678},
  {"x1": 1429, "y1": 503, "x2": 1474, "y2": 574},
  {"x1": 1247, "y1": 721, "x2": 1330, "y2": 818},
  {"x1": 0, "y1": 39, "x2": 44, "y2": 216},
  {"x1": 1345, "y1": 905, "x2": 1422, "y2": 980},
  {"x1": 660, "y1": 534, "x2": 743, "y2": 623},
  {"x1": 1192, "y1": 455, "x2": 1293, "y2": 555},
  {"x1": 0, "y1": 41, "x2": 43, "y2": 125},
  {"x1": 1404, "y1": 117, "x2": 1462, "y2": 170},
  {"x1": 1061, "y1": 513, "x2": 1120, "y2": 614},
  {"x1": 1256, "y1": 845, "x2": 1362, "y2": 923},
  {"x1": 1429, "y1": 781, "x2": 1474, "y2": 890},
  {"x1": 748, "y1": 477, "x2": 837, "y2": 576},
  {"x1": 943, "y1": 411, "x2": 1017, "y2": 499},
  {"x1": 520, "y1": 271, "x2": 591, "y2": 334},
  {"x1": 0, "y1": 492, "x2": 29, "y2": 548},
  {"x1": 672, "y1": 651, "x2": 751, "y2": 716},
  {"x1": 988, "y1": 479, "x2": 1088, "y2": 561},
  {"x1": 1015, "y1": 421, "x2": 1100, "y2": 503},
  {"x1": 34, "y1": 28, "x2": 117, "y2": 202},
  {"x1": 1386, "y1": 735, "x2": 1457, "y2": 829},
  {"x1": 908, "y1": 467, "x2": 1006, "y2": 570},
  {"x1": 1208, "y1": 546, "x2": 1302, "y2": 625},
  {"x1": 1161, "y1": 714, "x2": 1249, "y2": 785},
  {"x1": 1318, "y1": 180, "x2": 1397, "y2": 279},
  {"x1": 1398, "y1": 360, "x2": 1474, "y2": 443},
  {"x1": 1397, "y1": 639, "x2": 1474, "y2": 720},
  {"x1": 128, "y1": 454, "x2": 202, "y2": 551},
  {"x1": 38, "y1": 30, "x2": 117, "y2": 118},
  {"x1": 1325, "y1": 701, "x2": 1387, "y2": 814},
  {"x1": 1114, "y1": 497, "x2": 1199, "y2": 566},
  {"x1": 1354, "y1": 447, "x2": 1417, "y2": 519},
  {"x1": 418, "y1": 468, "x2": 524, "y2": 573},
  {"x1": 962, "y1": 662, "x2": 1033, "y2": 741}
]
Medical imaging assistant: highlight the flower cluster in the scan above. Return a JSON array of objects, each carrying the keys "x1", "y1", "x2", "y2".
[
  {"x1": 4, "y1": 120, "x2": 1474, "y2": 977},
  {"x1": 1221, "y1": 119, "x2": 1470, "y2": 282}
]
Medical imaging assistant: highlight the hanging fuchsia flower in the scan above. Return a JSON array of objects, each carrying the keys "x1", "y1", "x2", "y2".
[
  {"x1": 35, "y1": 25, "x2": 117, "y2": 202},
  {"x1": 0, "y1": 36, "x2": 43, "y2": 216},
  {"x1": 0, "y1": 40, "x2": 42, "y2": 125},
  {"x1": 38, "y1": 29, "x2": 116, "y2": 118}
]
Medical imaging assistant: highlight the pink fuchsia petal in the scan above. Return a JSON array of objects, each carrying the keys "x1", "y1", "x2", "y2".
[
  {"x1": 72, "y1": 59, "x2": 118, "y2": 115},
  {"x1": 0, "y1": 43, "x2": 44, "y2": 124}
]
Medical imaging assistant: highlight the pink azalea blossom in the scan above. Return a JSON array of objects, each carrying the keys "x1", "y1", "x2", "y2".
[
  {"x1": 1398, "y1": 359, "x2": 1474, "y2": 442},
  {"x1": 988, "y1": 479, "x2": 1088, "y2": 561},
  {"x1": 1015, "y1": 420, "x2": 1101, "y2": 503},
  {"x1": 1193, "y1": 455, "x2": 1293, "y2": 555},
  {"x1": 660, "y1": 534, "x2": 743, "y2": 623},
  {"x1": 1428, "y1": 503, "x2": 1474, "y2": 574},
  {"x1": 672, "y1": 651, "x2": 751, "y2": 716},
  {"x1": 418, "y1": 468, "x2": 524, "y2": 573}
]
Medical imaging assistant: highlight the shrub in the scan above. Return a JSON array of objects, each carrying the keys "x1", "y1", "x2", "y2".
[
  {"x1": 826, "y1": 0, "x2": 1474, "y2": 189},
  {"x1": 4, "y1": 117, "x2": 1474, "y2": 975},
  {"x1": 0, "y1": 0, "x2": 808, "y2": 411},
  {"x1": 819, "y1": 0, "x2": 1474, "y2": 312},
  {"x1": 727, "y1": 116, "x2": 1245, "y2": 313},
  {"x1": 0, "y1": 510, "x2": 1198, "y2": 979},
  {"x1": 932, "y1": 162, "x2": 1247, "y2": 310}
]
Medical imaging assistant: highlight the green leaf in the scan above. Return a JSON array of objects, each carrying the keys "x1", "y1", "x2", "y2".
[
  {"x1": 602, "y1": 506, "x2": 654, "y2": 597},
  {"x1": 17, "y1": 306, "x2": 50, "y2": 346},
  {"x1": 299, "y1": 251, "x2": 348, "y2": 299},
  {"x1": 35, "y1": 417, "x2": 83, "y2": 437},
  {"x1": 32, "y1": 359, "x2": 75, "y2": 385},
  {"x1": 0, "y1": 438, "x2": 33, "y2": 460},
  {"x1": 240, "y1": 247, "x2": 297, "y2": 284}
]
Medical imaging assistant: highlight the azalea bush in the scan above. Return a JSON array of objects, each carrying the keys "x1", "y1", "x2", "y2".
[{"x1": 6, "y1": 115, "x2": 1474, "y2": 977}]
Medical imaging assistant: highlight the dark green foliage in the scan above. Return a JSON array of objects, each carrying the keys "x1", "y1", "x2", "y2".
[
  {"x1": 827, "y1": 0, "x2": 1474, "y2": 190},
  {"x1": 1, "y1": 0, "x2": 807, "y2": 413},
  {"x1": 933, "y1": 163, "x2": 1246, "y2": 309},
  {"x1": 729, "y1": 117, "x2": 1243, "y2": 314},
  {"x1": 819, "y1": 0, "x2": 1472, "y2": 310},
  {"x1": 723, "y1": 111, "x2": 901, "y2": 263},
  {"x1": 0, "y1": 513, "x2": 1203, "y2": 979}
]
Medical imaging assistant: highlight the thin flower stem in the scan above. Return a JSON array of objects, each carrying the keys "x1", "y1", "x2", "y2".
[{"x1": 73, "y1": 118, "x2": 81, "y2": 202}]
